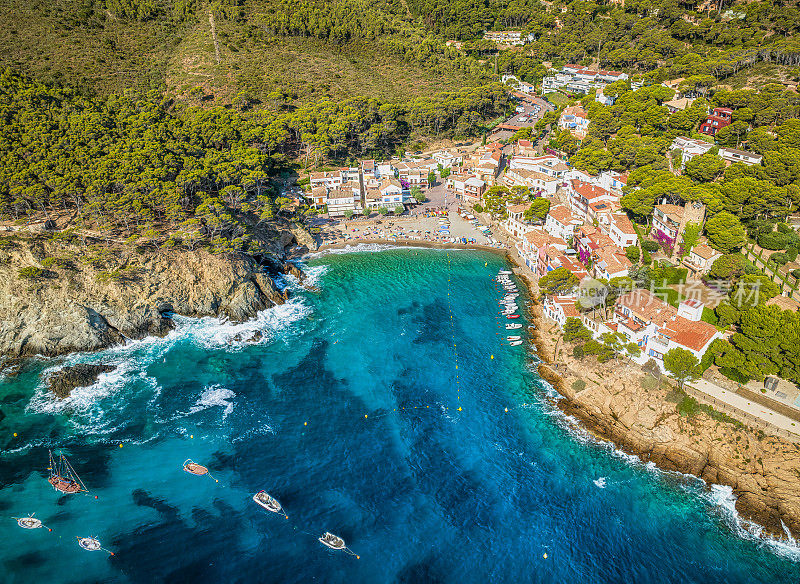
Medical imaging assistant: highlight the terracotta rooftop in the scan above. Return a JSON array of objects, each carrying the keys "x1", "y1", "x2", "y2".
[
  {"x1": 660, "y1": 316, "x2": 718, "y2": 352},
  {"x1": 616, "y1": 289, "x2": 677, "y2": 327},
  {"x1": 691, "y1": 244, "x2": 720, "y2": 260}
]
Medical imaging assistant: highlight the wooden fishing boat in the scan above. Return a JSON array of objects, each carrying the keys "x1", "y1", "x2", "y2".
[
  {"x1": 47, "y1": 451, "x2": 87, "y2": 494},
  {"x1": 182, "y1": 459, "x2": 209, "y2": 476},
  {"x1": 506, "y1": 314, "x2": 520, "y2": 319}
]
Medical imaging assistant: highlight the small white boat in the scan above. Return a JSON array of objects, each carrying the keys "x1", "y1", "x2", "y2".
[
  {"x1": 253, "y1": 491, "x2": 288, "y2": 518},
  {"x1": 498, "y1": 270, "x2": 512, "y2": 275},
  {"x1": 509, "y1": 340, "x2": 523, "y2": 346},
  {"x1": 319, "y1": 532, "x2": 346, "y2": 550},
  {"x1": 78, "y1": 537, "x2": 102, "y2": 551},
  {"x1": 506, "y1": 323, "x2": 522, "y2": 330},
  {"x1": 507, "y1": 336, "x2": 521, "y2": 341},
  {"x1": 16, "y1": 516, "x2": 43, "y2": 529}
]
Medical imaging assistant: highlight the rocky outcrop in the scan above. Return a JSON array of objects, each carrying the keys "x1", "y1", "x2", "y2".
[
  {"x1": 528, "y1": 300, "x2": 800, "y2": 541},
  {"x1": 0, "y1": 234, "x2": 294, "y2": 357},
  {"x1": 47, "y1": 363, "x2": 116, "y2": 398}
]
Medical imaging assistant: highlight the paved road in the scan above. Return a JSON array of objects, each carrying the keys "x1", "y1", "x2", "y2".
[{"x1": 687, "y1": 378, "x2": 800, "y2": 440}]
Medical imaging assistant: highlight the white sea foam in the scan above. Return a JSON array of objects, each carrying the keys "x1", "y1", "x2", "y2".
[
  {"x1": 533, "y1": 375, "x2": 800, "y2": 555},
  {"x1": 593, "y1": 477, "x2": 607, "y2": 488},
  {"x1": 189, "y1": 384, "x2": 236, "y2": 419},
  {"x1": 707, "y1": 484, "x2": 800, "y2": 560},
  {"x1": 26, "y1": 298, "x2": 312, "y2": 419}
]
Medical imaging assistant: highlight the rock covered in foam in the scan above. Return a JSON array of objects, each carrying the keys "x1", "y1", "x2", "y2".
[{"x1": 47, "y1": 363, "x2": 116, "y2": 399}]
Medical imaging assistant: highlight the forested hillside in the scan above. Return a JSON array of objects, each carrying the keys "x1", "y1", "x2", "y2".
[
  {"x1": 3, "y1": 0, "x2": 800, "y2": 108},
  {"x1": 0, "y1": 69, "x2": 508, "y2": 247}
]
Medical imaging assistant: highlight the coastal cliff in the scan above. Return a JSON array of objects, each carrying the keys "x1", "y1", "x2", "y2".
[
  {"x1": 529, "y1": 301, "x2": 800, "y2": 541},
  {"x1": 0, "y1": 222, "x2": 315, "y2": 357}
]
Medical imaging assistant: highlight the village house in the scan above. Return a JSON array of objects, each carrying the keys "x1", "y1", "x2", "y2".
[
  {"x1": 683, "y1": 243, "x2": 722, "y2": 276},
  {"x1": 325, "y1": 184, "x2": 362, "y2": 217},
  {"x1": 699, "y1": 107, "x2": 733, "y2": 136},
  {"x1": 651, "y1": 204, "x2": 684, "y2": 248},
  {"x1": 464, "y1": 176, "x2": 487, "y2": 203},
  {"x1": 565, "y1": 180, "x2": 618, "y2": 220},
  {"x1": 379, "y1": 177, "x2": 404, "y2": 205},
  {"x1": 376, "y1": 161, "x2": 395, "y2": 179},
  {"x1": 515, "y1": 139, "x2": 537, "y2": 156},
  {"x1": 432, "y1": 150, "x2": 464, "y2": 168},
  {"x1": 361, "y1": 160, "x2": 377, "y2": 181},
  {"x1": 663, "y1": 97, "x2": 695, "y2": 113},
  {"x1": 309, "y1": 171, "x2": 344, "y2": 190},
  {"x1": 502, "y1": 167, "x2": 560, "y2": 196},
  {"x1": 503, "y1": 203, "x2": 535, "y2": 238},
  {"x1": 592, "y1": 246, "x2": 632, "y2": 280},
  {"x1": 308, "y1": 186, "x2": 327, "y2": 208},
  {"x1": 483, "y1": 30, "x2": 534, "y2": 45},
  {"x1": 558, "y1": 105, "x2": 590, "y2": 139},
  {"x1": 509, "y1": 155, "x2": 569, "y2": 180},
  {"x1": 613, "y1": 290, "x2": 722, "y2": 368},
  {"x1": 543, "y1": 294, "x2": 581, "y2": 326},
  {"x1": 516, "y1": 229, "x2": 568, "y2": 273},
  {"x1": 608, "y1": 213, "x2": 638, "y2": 249},
  {"x1": 595, "y1": 88, "x2": 614, "y2": 106},
  {"x1": 717, "y1": 147, "x2": 763, "y2": 166},
  {"x1": 587, "y1": 200, "x2": 619, "y2": 228},
  {"x1": 670, "y1": 136, "x2": 714, "y2": 167},
  {"x1": 545, "y1": 204, "x2": 582, "y2": 241}
]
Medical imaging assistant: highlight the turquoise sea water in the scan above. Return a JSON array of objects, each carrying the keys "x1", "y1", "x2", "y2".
[{"x1": 0, "y1": 247, "x2": 798, "y2": 583}]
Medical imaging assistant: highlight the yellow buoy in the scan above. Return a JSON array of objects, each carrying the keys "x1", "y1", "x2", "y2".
[
  {"x1": 190, "y1": 434, "x2": 194, "y2": 439},
  {"x1": 543, "y1": 553, "x2": 548, "y2": 559},
  {"x1": 119, "y1": 444, "x2": 123, "y2": 448},
  {"x1": 304, "y1": 422, "x2": 308, "y2": 426},
  {"x1": 13, "y1": 432, "x2": 17, "y2": 437},
  {"x1": 457, "y1": 407, "x2": 462, "y2": 411},
  {"x1": 364, "y1": 414, "x2": 368, "y2": 419},
  {"x1": 491, "y1": 355, "x2": 494, "y2": 360},
  {"x1": 504, "y1": 407, "x2": 508, "y2": 412}
]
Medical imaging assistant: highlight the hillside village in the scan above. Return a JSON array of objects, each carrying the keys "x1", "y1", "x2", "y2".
[{"x1": 297, "y1": 78, "x2": 794, "y2": 402}]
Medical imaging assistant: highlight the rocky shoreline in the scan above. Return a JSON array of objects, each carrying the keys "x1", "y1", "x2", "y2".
[
  {"x1": 0, "y1": 221, "x2": 315, "y2": 359},
  {"x1": 521, "y1": 291, "x2": 800, "y2": 541}
]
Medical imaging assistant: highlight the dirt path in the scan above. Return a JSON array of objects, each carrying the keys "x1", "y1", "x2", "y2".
[{"x1": 209, "y1": 9, "x2": 221, "y2": 64}]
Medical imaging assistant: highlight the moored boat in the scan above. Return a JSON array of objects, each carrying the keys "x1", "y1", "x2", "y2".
[
  {"x1": 78, "y1": 537, "x2": 102, "y2": 551},
  {"x1": 183, "y1": 459, "x2": 209, "y2": 476},
  {"x1": 507, "y1": 314, "x2": 520, "y2": 319},
  {"x1": 253, "y1": 491, "x2": 288, "y2": 518},
  {"x1": 507, "y1": 336, "x2": 521, "y2": 341},
  {"x1": 506, "y1": 323, "x2": 522, "y2": 329},
  {"x1": 509, "y1": 340, "x2": 523, "y2": 346},
  {"x1": 319, "y1": 532, "x2": 346, "y2": 550},
  {"x1": 47, "y1": 451, "x2": 87, "y2": 494}
]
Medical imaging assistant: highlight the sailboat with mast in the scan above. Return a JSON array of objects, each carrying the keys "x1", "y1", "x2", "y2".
[{"x1": 47, "y1": 451, "x2": 88, "y2": 494}]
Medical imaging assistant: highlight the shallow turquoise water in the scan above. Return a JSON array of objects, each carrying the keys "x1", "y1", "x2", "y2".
[{"x1": 0, "y1": 247, "x2": 798, "y2": 583}]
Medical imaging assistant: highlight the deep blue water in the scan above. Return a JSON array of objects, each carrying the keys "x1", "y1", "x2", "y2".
[{"x1": 0, "y1": 247, "x2": 798, "y2": 583}]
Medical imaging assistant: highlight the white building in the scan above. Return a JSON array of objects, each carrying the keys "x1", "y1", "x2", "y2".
[
  {"x1": 612, "y1": 290, "x2": 722, "y2": 369},
  {"x1": 545, "y1": 204, "x2": 582, "y2": 241},
  {"x1": 670, "y1": 136, "x2": 714, "y2": 167},
  {"x1": 608, "y1": 213, "x2": 638, "y2": 249},
  {"x1": 718, "y1": 147, "x2": 763, "y2": 166}
]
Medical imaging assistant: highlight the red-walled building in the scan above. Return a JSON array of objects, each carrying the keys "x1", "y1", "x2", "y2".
[{"x1": 699, "y1": 107, "x2": 733, "y2": 136}]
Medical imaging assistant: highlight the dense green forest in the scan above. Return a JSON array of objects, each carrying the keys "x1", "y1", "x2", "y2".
[{"x1": 2, "y1": 0, "x2": 800, "y2": 107}]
